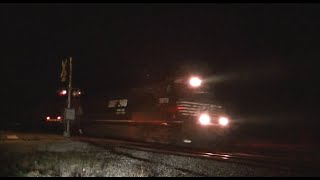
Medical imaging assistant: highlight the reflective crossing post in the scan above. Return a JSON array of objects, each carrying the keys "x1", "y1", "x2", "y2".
[{"x1": 63, "y1": 57, "x2": 73, "y2": 137}]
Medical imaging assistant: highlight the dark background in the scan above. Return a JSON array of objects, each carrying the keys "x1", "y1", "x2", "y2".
[{"x1": 1, "y1": 3, "x2": 319, "y2": 143}]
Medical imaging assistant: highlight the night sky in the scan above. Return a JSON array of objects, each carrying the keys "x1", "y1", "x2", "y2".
[{"x1": 1, "y1": 3, "x2": 320, "y2": 128}]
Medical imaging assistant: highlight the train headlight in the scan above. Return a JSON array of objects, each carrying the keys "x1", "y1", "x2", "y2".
[
  {"x1": 199, "y1": 113, "x2": 211, "y2": 125},
  {"x1": 218, "y1": 117, "x2": 229, "y2": 126},
  {"x1": 189, "y1": 77, "x2": 202, "y2": 87}
]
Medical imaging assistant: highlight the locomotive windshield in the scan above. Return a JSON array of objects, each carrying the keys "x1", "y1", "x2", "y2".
[{"x1": 179, "y1": 91, "x2": 214, "y2": 104}]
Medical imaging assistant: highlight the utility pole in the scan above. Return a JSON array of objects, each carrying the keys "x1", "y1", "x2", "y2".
[
  {"x1": 67, "y1": 57, "x2": 72, "y2": 109},
  {"x1": 64, "y1": 57, "x2": 73, "y2": 137}
]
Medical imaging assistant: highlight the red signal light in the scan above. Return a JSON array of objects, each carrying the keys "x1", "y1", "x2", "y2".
[{"x1": 60, "y1": 90, "x2": 67, "y2": 96}]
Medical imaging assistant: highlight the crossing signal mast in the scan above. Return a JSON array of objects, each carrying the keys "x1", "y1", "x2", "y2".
[{"x1": 60, "y1": 57, "x2": 75, "y2": 137}]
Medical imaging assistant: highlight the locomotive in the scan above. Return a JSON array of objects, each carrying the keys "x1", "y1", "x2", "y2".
[{"x1": 75, "y1": 72, "x2": 232, "y2": 146}]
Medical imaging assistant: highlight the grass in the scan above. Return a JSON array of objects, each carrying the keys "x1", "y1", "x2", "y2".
[
  {"x1": 0, "y1": 151, "x2": 110, "y2": 177},
  {"x1": 0, "y1": 148, "x2": 162, "y2": 177}
]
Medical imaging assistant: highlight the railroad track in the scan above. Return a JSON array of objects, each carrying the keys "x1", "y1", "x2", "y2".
[{"x1": 73, "y1": 136, "x2": 319, "y2": 176}]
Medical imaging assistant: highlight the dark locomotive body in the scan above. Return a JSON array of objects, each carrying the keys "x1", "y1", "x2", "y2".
[{"x1": 76, "y1": 75, "x2": 231, "y2": 146}]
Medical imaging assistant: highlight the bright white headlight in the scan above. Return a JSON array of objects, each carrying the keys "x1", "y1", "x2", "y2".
[
  {"x1": 199, "y1": 114, "x2": 211, "y2": 125},
  {"x1": 189, "y1": 77, "x2": 202, "y2": 87},
  {"x1": 218, "y1": 117, "x2": 229, "y2": 126}
]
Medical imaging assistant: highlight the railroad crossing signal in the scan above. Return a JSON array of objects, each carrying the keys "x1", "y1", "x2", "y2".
[{"x1": 60, "y1": 59, "x2": 67, "y2": 82}]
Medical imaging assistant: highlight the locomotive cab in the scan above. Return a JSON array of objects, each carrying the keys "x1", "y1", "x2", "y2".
[{"x1": 165, "y1": 76, "x2": 231, "y2": 145}]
